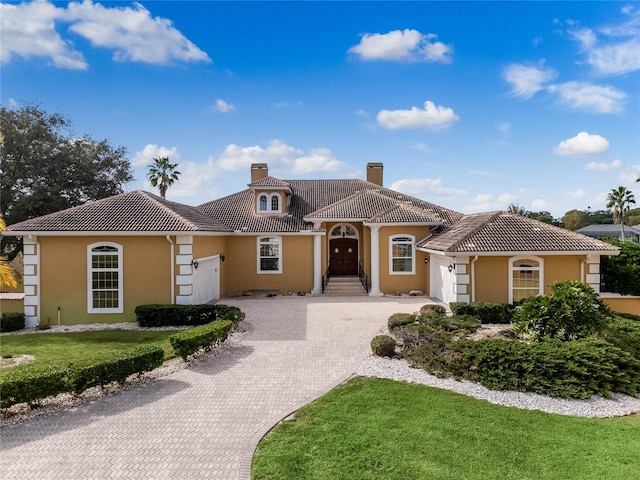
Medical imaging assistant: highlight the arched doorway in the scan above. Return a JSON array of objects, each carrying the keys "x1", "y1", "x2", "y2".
[{"x1": 329, "y1": 224, "x2": 358, "y2": 276}]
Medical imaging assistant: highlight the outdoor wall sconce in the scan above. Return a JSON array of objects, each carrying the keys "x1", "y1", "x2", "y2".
[
  {"x1": 220, "y1": 255, "x2": 226, "y2": 262},
  {"x1": 192, "y1": 259, "x2": 199, "y2": 269},
  {"x1": 424, "y1": 258, "x2": 430, "y2": 264},
  {"x1": 448, "y1": 264, "x2": 455, "y2": 273}
]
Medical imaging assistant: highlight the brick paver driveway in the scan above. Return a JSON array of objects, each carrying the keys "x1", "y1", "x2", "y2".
[{"x1": 1, "y1": 296, "x2": 431, "y2": 479}]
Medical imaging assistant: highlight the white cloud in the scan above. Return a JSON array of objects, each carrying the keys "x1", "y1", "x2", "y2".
[
  {"x1": 474, "y1": 193, "x2": 493, "y2": 203},
  {"x1": 355, "y1": 109, "x2": 369, "y2": 117},
  {"x1": 552, "y1": 131, "x2": 609, "y2": 157},
  {"x1": 377, "y1": 101, "x2": 459, "y2": 130},
  {"x1": 389, "y1": 177, "x2": 467, "y2": 200},
  {"x1": 585, "y1": 159, "x2": 621, "y2": 171},
  {"x1": 496, "y1": 121, "x2": 512, "y2": 133},
  {"x1": 132, "y1": 144, "x2": 182, "y2": 167},
  {"x1": 0, "y1": 1, "x2": 87, "y2": 69},
  {"x1": 160, "y1": 157, "x2": 219, "y2": 200},
  {"x1": 464, "y1": 192, "x2": 518, "y2": 213},
  {"x1": 498, "y1": 192, "x2": 518, "y2": 204},
  {"x1": 65, "y1": 1, "x2": 210, "y2": 64},
  {"x1": 503, "y1": 62, "x2": 556, "y2": 99},
  {"x1": 348, "y1": 29, "x2": 452, "y2": 63},
  {"x1": 1, "y1": 0, "x2": 210, "y2": 68},
  {"x1": 217, "y1": 139, "x2": 348, "y2": 176},
  {"x1": 565, "y1": 188, "x2": 587, "y2": 199},
  {"x1": 546, "y1": 81, "x2": 626, "y2": 114},
  {"x1": 214, "y1": 99, "x2": 234, "y2": 113},
  {"x1": 569, "y1": 7, "x2": 640, "y2": 76},
  {"x1": 531, "y1": 198, "x2": 552, "y2": 210}
]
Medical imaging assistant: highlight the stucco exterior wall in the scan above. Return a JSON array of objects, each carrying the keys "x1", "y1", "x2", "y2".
[
  {"x1": 224, "y1": 235, "x2": 314, "y2": 294},
  {"x1": 39, "y1": 236, "x2": 172, "y2": 325},
  {"x1": 602, "y1": 296, "x2": 640, "y2": 315},
  {"x1": 0, "y1": 297, "x2": 24, "y2": 314},
  {"x1": 378, "y1": 226, "x2": 430, "y2": 294}
]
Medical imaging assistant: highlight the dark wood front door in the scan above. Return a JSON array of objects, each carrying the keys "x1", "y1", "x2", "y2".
[{"x1": 329, "y1": 238, "x2": 358, "y2": 275}]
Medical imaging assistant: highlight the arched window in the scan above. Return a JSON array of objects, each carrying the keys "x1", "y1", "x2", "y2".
[
  {"x1": 257, "y1": 236, "x2": 282, "y2": 273},
  {"x1": 390, "y1": 235, "x2": 415, "y2": 274},
  {"x1": 257, "y1": 193, "x2": 282, "y2": 213},
  {"x1": 259, "y1": 194, "x2": 268, "y2": 212},
  {"x1": 87, "y1": 242, "x2": 123, "y2": 313},
  {"x1": 509, "y1": 256, "x2": 543, "y2": 303},
  {"x1": 329, "y1": 224, "x2": 358, "y2": 238}
]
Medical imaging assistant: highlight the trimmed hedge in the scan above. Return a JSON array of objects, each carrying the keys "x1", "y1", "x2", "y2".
[
  {"x1": 1, "y1": 312, "x2": 25, "y2": 332},
  {"x1": 387, "y1": 313, "x2": 417, "y2": 329},
  {"x1": 169, "y1": 320, "x2": 233, "y2": 361},
  {"x1": 135, "y1": 304, "x2": 244, "y2": 327},
  {"x1": 419, "y1": 304, "x2": 446, "y2": 316},
  {"x1": 68, "y1": 346, "x2": 164, "y2": 393},
  {"x1": 450, "y1": 302, "x2": 516, "y2": 324},
  {"x1": 0, "y1": 346, "x2": 164, "y2": 409},
  {"x1": 455, "y1": 338, "x2": 640, "y2": 399},
  {"x1": 371, "y1": 335, "x2": 397, "y2": 357}
]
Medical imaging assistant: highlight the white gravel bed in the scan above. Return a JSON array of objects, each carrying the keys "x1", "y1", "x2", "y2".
[
  {"x1": 355, "y1": 356, "x2": 640, "y2": 418},
  {"x1": 1, "y1": 322, "x2": 187, "y2": 335}
]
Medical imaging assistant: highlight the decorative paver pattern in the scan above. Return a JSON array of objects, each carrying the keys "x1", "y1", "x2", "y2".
[{"x1": 0, "y1": 297, "x2": 430, "y2": 479}]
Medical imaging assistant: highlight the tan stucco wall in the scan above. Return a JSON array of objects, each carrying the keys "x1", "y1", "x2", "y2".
[
  {"x1": 0, "y1": 298, "x2": 24, "y2": 314},
  {"x1": 474, "y1": 255, "x2": 585, "y2": 303},
  {"x1": 378, "y1": 226, "x2": 430, "y2": 294},
  {"x1": 224, "y1": 235, "x2": 314, "y2": 294},
  {"x1": 39, "y1": 236, "x2": 172, "y2": 325},
  {"x1": 602, "y1": 297, "x2": 640, "y2": 315}
]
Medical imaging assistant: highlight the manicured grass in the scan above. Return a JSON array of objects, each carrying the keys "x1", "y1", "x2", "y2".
[
  {"x1": 0, "y1": 329, "x2": 177, "y2": 378},
  {"x1": 252, "y1": 377, "x2": 640, "y2": 480}
]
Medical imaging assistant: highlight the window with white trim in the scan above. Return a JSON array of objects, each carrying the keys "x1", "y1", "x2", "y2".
[
  {"x1": 258, "y1": 237, "x2": 282, "y2": 273},
  {"x1": 88, "y1": 242, "x2": 123, "y2": 313},
  {"x1": 509, "y1": 256, "x2": 543, "y2": 303},
  {"x1": 257, "y1": 193, "x2": 282, "y2": 213},
  {"x1": 390, "y1": 235, "x2": 415, "y2": 274}
]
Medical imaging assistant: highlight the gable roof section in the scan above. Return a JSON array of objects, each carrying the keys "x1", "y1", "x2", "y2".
[
  {"x1": 576, "y1": 224, "x2": 640, "y2": 235},
  {"x1": 199, "y1": 179, "x2": 463, "y2": 232},
  {"x1": 5, "y1": 191, "x2": 232, "y2": 234},
  {"x1": 418, "y1": 212, "x2": 619, "y2": 254}
]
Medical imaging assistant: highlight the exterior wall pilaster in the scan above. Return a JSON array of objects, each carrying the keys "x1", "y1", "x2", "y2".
[
  {"x1": 454, "y1": 256, "x2": 470, "y2": 303},
  {"x1": 585, "y1": 254, "x2": 601, "y2": 293},
  {"x1": 22, "y1": 237, "x2": 40, "y2": 327},
  {"x1": 175, "y1": 235, "x2": 194, "y2": 304},
  {"x1": 311, "y1": 225, "x2": 322, "y2": 295},
  {"x1": 369, "y1": 226, "x2": 383, "y2": 297}
]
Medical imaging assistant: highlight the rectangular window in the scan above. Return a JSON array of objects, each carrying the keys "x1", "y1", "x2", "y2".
[
  {"x1": 390, "y1": 236, "x2": 415, "y2": 274},
  {"x1": 258, "y1": 237, "x2": 282, "y2": 273},
  {"x1": 88, "y1": 244, "x2": 123, "y2": 313}
]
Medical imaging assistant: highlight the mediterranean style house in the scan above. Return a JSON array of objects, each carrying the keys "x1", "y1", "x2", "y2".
[{"x1": 5, "y1": 163, "x2": 618, "y2": 327}]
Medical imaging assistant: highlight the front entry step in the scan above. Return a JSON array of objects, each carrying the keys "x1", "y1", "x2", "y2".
[{"x1": 322, "y1": 276, "x2": 368, "y2": 296}]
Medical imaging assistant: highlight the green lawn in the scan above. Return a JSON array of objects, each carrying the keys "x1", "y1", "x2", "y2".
[
  {"x1": 0, "y1": 329, "x2": 177, "y2": 378},
  {"x1": 252, "y1": 377, "x2": 640, "y2": 480}
]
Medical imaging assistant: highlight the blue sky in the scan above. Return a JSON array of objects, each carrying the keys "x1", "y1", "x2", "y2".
[{"x1": 1, "y1": 1, "x2": 639, "y2": 218}]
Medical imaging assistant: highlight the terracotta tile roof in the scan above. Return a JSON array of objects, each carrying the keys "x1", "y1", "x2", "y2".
[
  {"x1": 6, "y1": 191, "x2": 232, "y2": 233},
  {"x1": 248, "y1": 176, "x2": 291, "y2": 188},
  {"x1": 417, "y1": 212, "x2": 619, "y2": 253},
  {"x1": 198, "y1": 179, "x2": 463, "y2": 232}
]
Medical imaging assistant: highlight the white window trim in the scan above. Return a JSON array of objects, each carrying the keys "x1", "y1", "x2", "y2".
[
  {"x1": 389, "y1": 234, "x2": 415, "y2": 275},
  {"x1": 87, "y1": 242, "x2": 123, "y2": 314},
  {"x1": 257, "y1": 193, "x2": 282, "y2": 213},
  {"x1": 329, "y1": 223, "x2": 359, "y2": 239},
  {"x1": 257, "y1": 236, "x2": 282, "y2": 274},
  {"x1": 508, "y1": 255, "x2": 544, "y2": 304}
]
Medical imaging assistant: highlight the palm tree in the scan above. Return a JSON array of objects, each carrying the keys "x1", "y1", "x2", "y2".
[
  {"x1": 147, "y1": 157, "x2": 181, "y2": 199},
  {"x1": 507, "y1": 203, "x2": 526, "y2": 215},
  {"x1": 606, "y1": 186, "x2": 636, "y2": 241},
  {"x1": 0, "y1": 215, "x2": 17, "y2": 290}
]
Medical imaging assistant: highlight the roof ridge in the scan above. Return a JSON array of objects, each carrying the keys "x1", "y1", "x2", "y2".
[{"x1": 142, "y1": 191, "x2": 207, "y2": 231}]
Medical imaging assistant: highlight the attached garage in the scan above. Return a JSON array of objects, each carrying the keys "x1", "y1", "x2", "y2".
[{"x1": 429, "y1": 255, "x2": 456, "y2": 304}]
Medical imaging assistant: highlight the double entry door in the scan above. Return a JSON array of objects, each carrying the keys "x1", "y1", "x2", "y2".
[{"x1": 329, "y1": 238, "x2": 358, "y2": 276}]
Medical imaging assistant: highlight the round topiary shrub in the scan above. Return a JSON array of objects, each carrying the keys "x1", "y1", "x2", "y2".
[
  {"x1": 371, "y1": 335, "x2": 397, "y2": 357},
  {"x1": 387, "y1": 313, "x2": 417, "y2": 329},
  {"x1": 420, "y1": 304, "x2": 446, "y2": 316}
]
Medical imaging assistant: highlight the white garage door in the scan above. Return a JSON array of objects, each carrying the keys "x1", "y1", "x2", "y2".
[
  {"x1": 193, "y1": 256, "x2": 220, "y2": 304},
  {"x1": 430, "y1": 256, "x2": 456, "y2": 305}
]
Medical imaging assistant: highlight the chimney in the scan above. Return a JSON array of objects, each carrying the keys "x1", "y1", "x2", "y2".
[
  {"x1": 251, "y1": 163, "x2": 268, "y2": 183},
  {"x1": 366, "y1": 162, "x2": 383, "y2": 186}
]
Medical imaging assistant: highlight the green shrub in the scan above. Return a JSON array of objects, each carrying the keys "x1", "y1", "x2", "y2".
[
  {"x1": 616, "y1": 312, "x2": 640, "y2": 322},
  {"x1": 169, "y1": 320, "x2": 233, "y2": 361},
  {"x1": 370, "y1": 335, "x2": 397, "y2": 357},
  {"x1": 387, "y1": 313, "x2": 417, "y2": 329},
  {"x1": 0, "y1": 366, "x2": 69, "y2": 409},
  {"x1": 135, "y1": 304, "x2": 244, "y2": 327},
  {"x1": 604, "y1": 318, "x2": 640, "y2": 360},
  {"x1": 514, "y1": 281, "x2": 612, "y2": 341},
  {"x1": 449, "y1": 302, "x2": 515, "y2": 324},
  {"x1": 68, "y1": 345, "x2": 164, "y2": 393},
  {"x1": 0, "y1": 312, "x2": 25, "y2": 332},
  {"x1": 455, "y1": 338, "x2": 640, "y2": 398},
  {"x1": 419, "y1": 304, "x2": 446, "y2": 316},
  {"x1": 448, "y1": 314, "x2": 482, "y2": 333},
  {"x1": 402, "y1": 330, "x2": 458, "y2": 376}
]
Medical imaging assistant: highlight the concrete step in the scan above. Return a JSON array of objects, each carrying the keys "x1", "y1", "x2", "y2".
[{"x1": 322, "y1": 276, "x2": 368, "y2": 296}]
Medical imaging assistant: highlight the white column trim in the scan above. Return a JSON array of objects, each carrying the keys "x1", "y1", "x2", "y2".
[
  {"x1": 311, "y1": 230, "x2": 322, "y2": 295},
  {"x1": 23, "y1": 236, "x2": 40, "y2": 327},
  {"x1": 369, "y1": 225, "x2": 383, "y2": 297}
]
